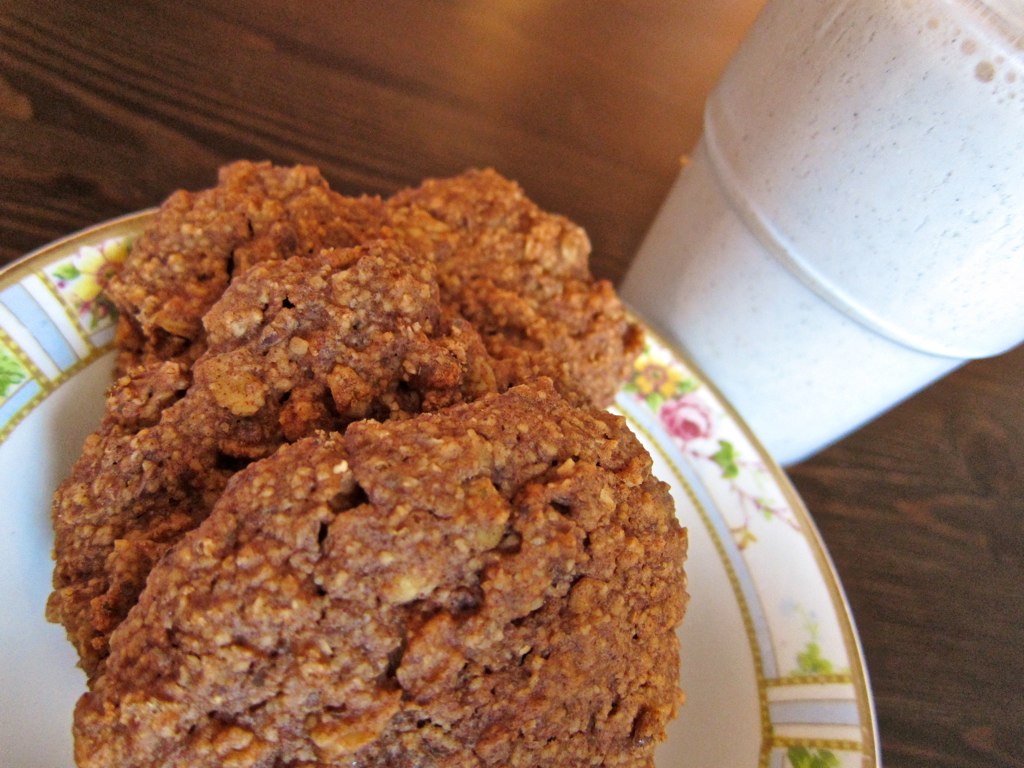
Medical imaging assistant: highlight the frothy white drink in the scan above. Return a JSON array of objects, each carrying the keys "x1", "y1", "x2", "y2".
[{"x1": 623, "y1": 0, "x2": 1024, "y2": 463}]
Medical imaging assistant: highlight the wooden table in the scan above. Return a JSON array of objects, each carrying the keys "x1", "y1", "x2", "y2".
[{"x1": 2, "y1": 3, "x2": 1020, "y2": 766}]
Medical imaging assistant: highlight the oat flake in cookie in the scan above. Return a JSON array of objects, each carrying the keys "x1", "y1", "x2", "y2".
[{"x1": 75, "y1": 381, "x2": 687, "y2": 768}]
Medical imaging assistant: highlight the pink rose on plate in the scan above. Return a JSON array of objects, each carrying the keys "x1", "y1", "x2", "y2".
[{"x1": 660, "y1": 393, "x2": 714, "y2": 442}]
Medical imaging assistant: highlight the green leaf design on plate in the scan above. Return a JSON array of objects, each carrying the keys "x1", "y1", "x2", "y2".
[
  {"x1": 52, "y1": 263, "x2": 81, "y2": 281},
  {"x1": 0, "y1": 350, "x2": 27, "y2": 397},
  {"x1": 787, "y1": 746, "x2": 840, "y2": 768},
  {"x1": 796, "y1": 640, "x2": 835, "y2": 675},
  {"x1": 711, "y1": 439, "x2": 739, "y2": 479},
  {"x1": 643, "y1": 391, "x2": 665, "y2": 410}
]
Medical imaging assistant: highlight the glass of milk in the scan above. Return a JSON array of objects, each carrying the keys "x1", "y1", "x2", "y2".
[{"x1": 621, "y1": 0, "x2": 1024, "y2": 465}]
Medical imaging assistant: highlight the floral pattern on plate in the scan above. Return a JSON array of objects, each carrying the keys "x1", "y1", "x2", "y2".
[
  {"x1": 624, "y1": 340, "x2": 799, "y2": 549},
  {"x1": 42, "y1": 236, "x2": 128, "y2": 334},
  {"x1": 618, "y1": 333, "x2": 874, "y2": 767}
]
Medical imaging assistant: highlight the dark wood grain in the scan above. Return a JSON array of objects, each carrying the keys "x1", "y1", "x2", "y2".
[
  {"x1": 0, "y1": 0, "x2": 758, "y2": 281},
  {"x1": 2, "y1": 3, "x2": 1021, "y2": 767},
  {"x1": 789, "y1": 344, "x2": 1024, "y2": 768}
]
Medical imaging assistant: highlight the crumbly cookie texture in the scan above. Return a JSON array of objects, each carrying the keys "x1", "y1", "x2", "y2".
[
  {"x1": 75, "y1": 381, "x2": 687, "y2": 768},
  {"x1": 49, "y1": 239, "x2": 497, "y2": 676},
  {"x1": 387, "y1": 168, "x2": 644, "y2": 408},
  {"x1": 106, "y1": 160, "x2": 387, "y2": 370}
]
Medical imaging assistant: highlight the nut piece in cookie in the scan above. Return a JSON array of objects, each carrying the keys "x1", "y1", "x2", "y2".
[{"x1": 75, "y1": 381, "x2": 687, "y2": 768}]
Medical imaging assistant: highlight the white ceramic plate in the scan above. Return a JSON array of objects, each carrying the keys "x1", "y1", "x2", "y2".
[{"x1": 0, "y1": 216, "x2": 878, "y2": 768}]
